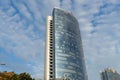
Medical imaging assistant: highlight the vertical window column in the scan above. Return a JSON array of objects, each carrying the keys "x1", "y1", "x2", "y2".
[{"x1": 49, "y1": 20, "x2": 54, "y2": 80}]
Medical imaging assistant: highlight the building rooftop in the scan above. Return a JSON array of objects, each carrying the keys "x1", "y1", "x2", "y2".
[{"x1": 104, "y1": 68, "x2": 117, "y2": 73}]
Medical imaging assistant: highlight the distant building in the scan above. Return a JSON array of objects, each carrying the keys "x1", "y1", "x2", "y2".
[
  {"x1": 44, "y1": 8, "x2": 88, "y2": 80},
  {"x1": 100, "y1": 68, "x2": 120, "y2": 80}
]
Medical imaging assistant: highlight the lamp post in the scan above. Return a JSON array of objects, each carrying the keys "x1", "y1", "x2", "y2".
[
  {"x1": 0, "y1": 63, "x2": 6, "y2": 72},
  {"x1": 0, "y1": 64, "x2": 6, "y2": 66},
  {"x1": 0, "y1": 63, "x2": 14, "y2": 72}
]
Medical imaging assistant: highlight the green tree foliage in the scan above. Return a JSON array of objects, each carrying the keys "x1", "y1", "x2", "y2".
[
  {"x1": 18, "y1": 72, "x2": 33, "y2": 80},
  {"x1": 8, "y1": 74, "x2": 18, "y2": 80},
  {"x1": 0, "y1": 71, "x2": 35, "y2": 80}
]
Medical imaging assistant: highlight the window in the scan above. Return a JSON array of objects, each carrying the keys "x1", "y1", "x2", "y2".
[
  {"x1": 50, "y1": 76, "x2": 53, "y2": 78},
  {"x1": 50, "y1": 65, "x2": 53, "y2": 67},
  {"x1": 50, "y1": 68, "x2": 53, "y2": 71},
  {"x1": 50, "y1": 58, "x2": 53, "y2": 61},
  {"x1": 50, "y1": 61, "x2": 53, "y2": 64},
  {"x1": 50, "y1": 53, "x2": 52, "y2": 55},
  {"x1": 50, "y1": 28, "x2": 52, "y2": 31},
  {"x1": 50, "y1": 41, "x2": 53, "y2": 43},
  {"x1": 50, "y1": 44, "x2": 52, "y2": 46},
  {"x1": 50, "y1": 55, "x2": 52, "y2": 58},
  {"x1": 50, "y1": 72, "x2": 53, "y2": 74},
  {"x1": 50, "y1": 47, "x2": 52, "y2": 49}
]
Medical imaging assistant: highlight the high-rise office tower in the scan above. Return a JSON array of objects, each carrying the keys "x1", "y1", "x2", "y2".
[
  {"x1": 45, "y1": 8, "x2": 87, "y2": 80},
  {"x1": 100, "y1": 68, "x2": 120, "y2": 80}
]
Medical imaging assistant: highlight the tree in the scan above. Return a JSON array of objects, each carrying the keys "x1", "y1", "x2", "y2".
[
  {"x1": 18, "y1": 72, "x2": 33, "y2": 80},
  {"x1": 9, "y1": 74, "x2": 18, "y2": 80},
  {"x1": 0, "y1": 71, "x2": 35, "y2": 80}
]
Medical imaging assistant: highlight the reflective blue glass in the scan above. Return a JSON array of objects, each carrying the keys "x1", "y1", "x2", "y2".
[{"x1": 53, "y1": 8, "x2": 87, "y2": 80}]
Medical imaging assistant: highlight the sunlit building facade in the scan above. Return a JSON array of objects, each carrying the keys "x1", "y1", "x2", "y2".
[
  {"x1": 100, "y1": 68, "x2": 120, "y2": 80},
  {"x1": 45, "y1": 8, "x2": 87, "y2": 80}
]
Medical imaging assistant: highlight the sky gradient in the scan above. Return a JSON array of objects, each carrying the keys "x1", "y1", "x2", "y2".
[{"x1": 0, "y1": 0, "x2": 120, "y2": 80}]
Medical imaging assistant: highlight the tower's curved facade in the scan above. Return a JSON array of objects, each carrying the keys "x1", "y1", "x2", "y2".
[{"x1": 45, "y1": 8, "x2": 87, "y2": 80}]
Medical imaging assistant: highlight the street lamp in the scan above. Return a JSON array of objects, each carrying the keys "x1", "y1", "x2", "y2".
[
  {"x1": 0, "y1": 64, "x2": 6, "y2": 65},
  {"x1": 0, "y1": 63, "x2": 6, "y2": 72},
  {"x1": 0, "y1": 63, "x2": 13, "y2": 71}
]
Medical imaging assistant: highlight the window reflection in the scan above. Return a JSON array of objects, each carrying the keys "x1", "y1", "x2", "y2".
[{"x1": 54, "y1": 9, "x2": 85, "y2": 79}]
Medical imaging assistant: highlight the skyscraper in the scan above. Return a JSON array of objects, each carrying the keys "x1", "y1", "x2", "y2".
[
  {"x1": 100, "y1": 68, "x2": 120, "y2": 80},
  {"x1": 45, "y1": 8, "x2": 87, "y2": 80}
]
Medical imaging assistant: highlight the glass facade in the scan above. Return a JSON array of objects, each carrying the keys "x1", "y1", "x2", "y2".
[{"x1": 52, "y1": 8, "x2": 87, "y2": 80}]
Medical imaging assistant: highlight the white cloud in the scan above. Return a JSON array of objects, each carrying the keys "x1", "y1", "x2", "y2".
[
  {"x1": 0, "y1": 0, "x2": 59, "y2": 79},
  {"x1": 0, "y1": 0, "x2": 120, "y2": 80},
  {"x1": 60, "y1": 0, "x2": 72, "y2": 10},
  {"x1": 31, "y1": 63, "x2": 44, "y2": 79},
  {"x1": 72, "y1": 0, "x2": 120, "y2": 80},
  {"x1": 0, "y1": 0, "x2": 45, "y2": 79}
]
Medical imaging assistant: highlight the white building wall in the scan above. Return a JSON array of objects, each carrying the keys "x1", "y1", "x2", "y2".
[{"x1": 44, "y1": 16, "x2": 54, "y2": 80}]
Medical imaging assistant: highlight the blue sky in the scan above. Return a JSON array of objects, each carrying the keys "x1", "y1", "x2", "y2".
[{"x1": 0, "y1": 0, "x2": 120, "y2": 80}]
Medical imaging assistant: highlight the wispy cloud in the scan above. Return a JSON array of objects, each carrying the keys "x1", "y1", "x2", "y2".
[
  {"x1": 0, "y1": 0, "x2": 120, "y2": 80},
  {"x1": 60, "y1": 0, "x2": 120, "y2": 80},
  {"x1": 0, "y1": 0, "x2": 45, "y2": 79}
]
